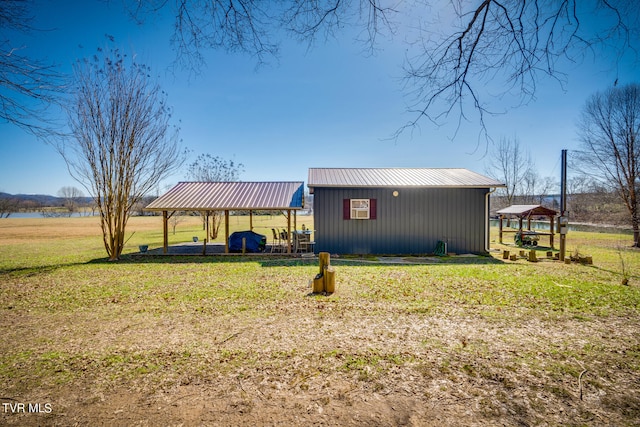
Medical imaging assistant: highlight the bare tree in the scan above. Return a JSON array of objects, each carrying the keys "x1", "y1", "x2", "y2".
[
  {"x1": 187, "y1": 154, "x2": 243, "y2": 183},
  {"x1": 576, "y1": 83, "x2": 640, "y2": 247},
  {"x1": 0, "y1": 195, "x2": 19, "y2": 218},
  {"x1": 485, "y1": 136, "x2": 533, "y2": 207},
  {"x1": 61, "y1": 45, "x2": 183, "y2": 260},
  {"x1": 57, "y1": 186, "x2": 84, "y2": 217},
  {"x1": 566, "y1": 177, "x2": 626, "y2": 225},
  {"x1": 520, "y1": 172, "x2": 556, "y2": 205},
  {"x1": 0, "y1": 0, "x2": 65, "y2": 135},
  {"x1": 168, "y1": 211, "x2": 186, "y2": 235},
  {"x1": 187, "y1": 154, "x2": 243, "y2": 240},
  {"x1": 123, "y1": 1, "x2": 639, "y2": 135}
]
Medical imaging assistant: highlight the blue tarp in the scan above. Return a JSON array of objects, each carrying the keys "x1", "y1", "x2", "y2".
[{"x1": 228, "y1": 230, "x2": 267, "y2": 253}]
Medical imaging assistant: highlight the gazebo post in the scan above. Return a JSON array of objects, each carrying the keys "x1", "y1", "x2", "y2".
[
  {"x1": 224, "y1": 210, "x2": 230, "y2": 254},
  {"x1": 249, "y1": 210, "x2": 253, "y2": 231},
  {"x1": 499, "y1": 214, "x2": 504, "y2": 244},
  {"x1": 163, "y1": 210, "x2": 168, "y2": 254}
]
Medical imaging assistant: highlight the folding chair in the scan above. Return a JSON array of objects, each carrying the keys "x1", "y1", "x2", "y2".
[
  {"x1": 271, "y1": 228, "x2": 282, "y2": 253},
  {"x1": 280, "y1": 229, "x2": 290, "y2": 252}
]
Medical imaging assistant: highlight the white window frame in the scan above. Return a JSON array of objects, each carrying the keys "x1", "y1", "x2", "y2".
[{"x1": 350, "y1": 199, "x2": 370, "y2": 219}]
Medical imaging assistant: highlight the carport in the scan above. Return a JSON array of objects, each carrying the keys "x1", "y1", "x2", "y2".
[{"x1": 144, "y1": 181, "x2": 305, "y2": 254}]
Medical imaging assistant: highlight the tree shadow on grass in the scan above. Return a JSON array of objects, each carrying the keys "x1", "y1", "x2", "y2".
[
  {"x1": 100, "y1": 252, "x2": 505, "y2": 268},
  {"x1": 0, "y1": 262, "x2": 85, "y2": 277}
]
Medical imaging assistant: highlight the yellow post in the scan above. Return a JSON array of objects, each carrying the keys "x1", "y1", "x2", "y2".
[
  {"x1": 324, "y1": 267, "x2": 336, "y2": 293},
  {"x1": 312, "y1": 252, "x2": 333, "y2": 294},
  {"x1": 313, "y1": 274, "x2": 324, "y2": 293},
  {"x1": 319, "y1": 252, "x2": 330, "y2": 274}
]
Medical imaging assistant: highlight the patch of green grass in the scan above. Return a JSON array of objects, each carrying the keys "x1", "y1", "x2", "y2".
[
  {"x1": 327, "y1": 348, "x2": 411, "y2": 381},
  {"x1": 0, "y1": 349, "x2": 81, "y2": 390}
]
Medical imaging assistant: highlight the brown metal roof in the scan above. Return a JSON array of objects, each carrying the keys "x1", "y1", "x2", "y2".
[
  {"x1": 496, "y1": 205, "x2": 557, "y2": 217},
  {"x1": 145, "y1": 181, "x2": 305, "y2": 211},
  {"x1": 307, "y1": 168, "x2": 504, "y2": 191}
]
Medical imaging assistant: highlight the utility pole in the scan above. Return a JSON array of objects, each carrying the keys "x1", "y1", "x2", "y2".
[{"x1": 559, "y1": 149, "x2": 568, "y2": 261}]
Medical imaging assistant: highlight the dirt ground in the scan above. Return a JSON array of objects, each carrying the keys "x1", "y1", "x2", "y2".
[{"x1": 2, "y1": 300, "x2": 639, "y2": 426}]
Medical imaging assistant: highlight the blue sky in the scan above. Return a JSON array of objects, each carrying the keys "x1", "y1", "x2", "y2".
[{"x1": 0, "y1": 1, "x2": 637, "y2": 196}]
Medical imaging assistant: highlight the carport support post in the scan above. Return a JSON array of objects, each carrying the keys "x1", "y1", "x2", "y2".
[
  {"x1": 163, "y1": 210, "x2": 168, "y2": 254},
  {"x1": 205, "y1": 211, "x2": 210, "y2": 243},
  {"x1": 287, "y1": 209, "x2": 292, "y2": 253},
  {"x1": 224, "y1": 210, "x2": 230, "y2": 254}
]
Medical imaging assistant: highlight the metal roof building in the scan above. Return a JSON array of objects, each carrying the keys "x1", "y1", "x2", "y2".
[
  {"x1": 308, "y1": 168, "x2": 504, "y2": 255},
  {"x1": 145, "y1": 181, "x2": 305, "y2": 253},
  {"x1": 308, "y1": 168, "x2": 503, "y2": 190},
  {"x1": 145, "y1": 181, "x2": 304, "y2": 211}
]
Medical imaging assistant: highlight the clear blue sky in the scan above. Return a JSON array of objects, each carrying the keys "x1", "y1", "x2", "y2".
[{"x1": 0, "y1": 1, "x2": 636, "y2": 196}]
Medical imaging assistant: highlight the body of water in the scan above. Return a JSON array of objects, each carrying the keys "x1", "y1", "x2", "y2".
[
  {"x1": 4, "y1": 212, "x2": 96, "y2": 219},
  {"x1": 3, "y1": 213, "x2": 633, "y2": 235},
  {"x1": 490, "y1": 219, "x2": 633, "y2": 235}
]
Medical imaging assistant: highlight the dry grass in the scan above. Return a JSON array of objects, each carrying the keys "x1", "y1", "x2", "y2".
[{"x1": 0, "y1": 216, "x2": 638, "y2": 426}]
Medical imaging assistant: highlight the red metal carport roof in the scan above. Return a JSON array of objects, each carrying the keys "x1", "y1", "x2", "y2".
[{"x1": 145, "y1": 181, "x2": 305, "y2": 211}]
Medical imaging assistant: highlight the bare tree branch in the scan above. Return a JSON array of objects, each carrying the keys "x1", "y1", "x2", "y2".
[
  {"x1": 186, "y1": 154, "x2": 243, "y2": 240},
  {"x1": 484, "y1": 135, "x2": 533, "y2": 206},
  {"x1": 120, "y1": 1, "x2": 639, "y2": 138},
  {"x1": 0, "y1": 0, "x2": 67, "y2": 136},
  {"x1": 60, "y1": 44, "x2": 184, "y2": 260},
  {"x1": 576, "y1": 83, "x2": 640, "y2": 247}
]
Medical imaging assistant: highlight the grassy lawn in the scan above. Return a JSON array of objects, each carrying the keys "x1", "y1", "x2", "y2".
[{"x1": 0, "y1": 215, "x2": 638, "y2": 426}]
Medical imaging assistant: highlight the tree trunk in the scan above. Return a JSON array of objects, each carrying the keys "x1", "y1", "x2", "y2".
[{"x1": 209, "y1": 213, "x2": 221, "y2": 240}]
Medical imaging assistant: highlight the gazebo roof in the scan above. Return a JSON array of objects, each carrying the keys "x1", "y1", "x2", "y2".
[
  {"x1": 145, "y1": 181, "x2": 305, "y2": 211},
  {"x1": 496, "y1": 204, "x2": 557, "y2": 217}
]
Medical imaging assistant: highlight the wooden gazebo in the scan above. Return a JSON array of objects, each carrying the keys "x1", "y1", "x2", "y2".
[
  {"x1": 496, "y1": 205, "x2": 558, "y2": 248},
  {"x1": 145, "y1": 181, "x2": 305, "y2": 254}
]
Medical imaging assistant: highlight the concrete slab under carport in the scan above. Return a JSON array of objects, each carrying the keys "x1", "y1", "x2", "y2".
[{"x1": 135, "y1": 242, "x2": 315, "y2": 257}]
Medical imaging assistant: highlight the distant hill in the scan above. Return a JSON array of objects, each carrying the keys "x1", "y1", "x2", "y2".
[{"x1": 0, "y1": 192, "x2": 93, "y2": 207}]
